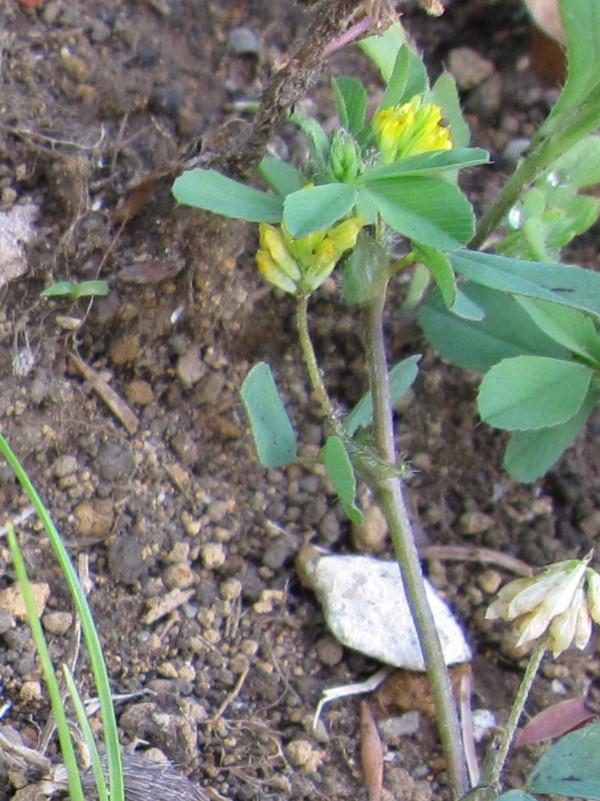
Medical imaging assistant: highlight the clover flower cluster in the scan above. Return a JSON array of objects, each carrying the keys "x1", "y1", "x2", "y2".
[
  {"x1": 256, "y1": 217, "x2": 364, "y2": 295},
  {"x1": 255, "y1": 95, "x2": 453, "y2": 292},
  {"x1": 372, "y1": 97, "x2": 453, "y2": 164},
  {"x1": 486, "y1": 554, "x2": 600, "y2": 656}
]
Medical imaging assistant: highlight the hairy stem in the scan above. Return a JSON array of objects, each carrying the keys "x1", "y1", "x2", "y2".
[
  {"x1": 296, "y1": 293, "x2": 341, "y2": 432},
  {"x1": 363, "y1": 269, "x2": 469, "y2": 800}
]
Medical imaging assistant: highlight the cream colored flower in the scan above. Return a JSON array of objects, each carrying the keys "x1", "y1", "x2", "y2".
[{"x1": 486, "y1": 555, "x2": 599, "y2": 656}]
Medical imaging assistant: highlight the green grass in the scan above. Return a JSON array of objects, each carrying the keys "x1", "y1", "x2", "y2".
[{"x1": 0, "y1": 433, "x2": 124, "y2": 801}]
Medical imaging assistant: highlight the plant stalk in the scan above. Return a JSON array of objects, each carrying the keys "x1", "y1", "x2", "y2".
[
  {"x1": 470, "y1": 83, "x2": 600, "y2": 250},
  {"x1": 465, "y1": 636, "x2": 548, "y2": 801},
  {"x1": 363, "y1": 269, "x2": 469, "y2": 800},
  {"x1": 296, "y1": 293, "x2": 342, "y2": 434}
]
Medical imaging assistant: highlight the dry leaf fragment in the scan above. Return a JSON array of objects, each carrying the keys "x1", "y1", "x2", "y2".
[
  {"x1": 373, "y1": 663, "x2": 472, "y2": 718},
  {"x1": 523, "y1": 0, "x2": 564, "y2": 42},
  {"x1": 360, "y1": 701, "x2": 384, "y2": 801}
]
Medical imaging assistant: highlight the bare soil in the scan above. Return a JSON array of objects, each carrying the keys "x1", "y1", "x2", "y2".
[{"x1": 0, "y1": 1, "x2": 599, "y2": 800}]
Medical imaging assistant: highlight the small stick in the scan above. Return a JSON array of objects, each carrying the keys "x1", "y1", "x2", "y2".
[
  {"x1": 208, "y1": 663, "x2": 250, "y2": 724},
  {"x1": 421, "y1": 545, "x2": 534, "y2": 577},
  {"x1": 0, "y1": 729, "x2": 52, "y2": 774},
  {"x1": 68, "y1": 352, "x2": 139, "y2": 435},
  {"x1": 0, "y1": 507, "x2": 35, "y2": 538}
]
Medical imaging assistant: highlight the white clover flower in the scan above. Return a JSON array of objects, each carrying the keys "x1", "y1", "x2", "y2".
[
  {"x1": 586, "y1": 568, "x2": 600, "y2": 623},
  {"x1": 486, "y1": 554, "x2": 599, "y2": 657}
]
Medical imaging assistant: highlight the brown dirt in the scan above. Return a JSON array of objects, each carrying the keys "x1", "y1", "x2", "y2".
[{"x1": 0, "y1": 1, "x2": 599, "y2": 800}]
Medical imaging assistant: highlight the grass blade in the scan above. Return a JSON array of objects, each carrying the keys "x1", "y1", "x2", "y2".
[
  {"x1": 0, "y1": 434, "x2": 124, "y2": 801},
  {"x1": 6, "y1": 525, "x2": 85, "y2": 801}
]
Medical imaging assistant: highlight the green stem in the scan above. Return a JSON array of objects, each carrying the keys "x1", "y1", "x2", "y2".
[
  {"x1": 363, "y1": 270, "x2": 469, "y2": 800},
  {"x1": 296, "y1": 293, "x2": 342, "y2": 432},
  {"x1": 471, "y1": 85, "x2": 600, "y2": 249},
  {"x1": 482, "y1": 637, "x2": 547, "y2": 794}
]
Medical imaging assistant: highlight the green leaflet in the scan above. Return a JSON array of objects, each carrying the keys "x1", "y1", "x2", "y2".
[{"x1": 240, "y1": 362, "x2": 297, "y2": 468}]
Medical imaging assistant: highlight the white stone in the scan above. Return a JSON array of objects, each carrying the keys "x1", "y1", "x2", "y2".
[{"x1": 302, "y1": 553, "x2": 471, "y2": 670}]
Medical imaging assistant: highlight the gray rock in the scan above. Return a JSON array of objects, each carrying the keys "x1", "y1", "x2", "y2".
[
  {"x1": 228, "y1": 26, "x2": 260, "y2": 57},
  {"x1": 95, "y1": 441, "x2": 134, "y2": 482},
  {"x1": 299, "y1": 551, "x2": 471, "y2": 670}
]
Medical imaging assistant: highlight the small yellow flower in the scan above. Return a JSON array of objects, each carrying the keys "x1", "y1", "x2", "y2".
[
  {"x1": 486, "y1": 555, "x2": 599, "y2": 656},
  {"x1": 372, "y1": 97, "x2": 453, "y2": 164},
  {"x1": 255, "y1": 249, "x2": 298, "y2": 294},
  {"x1": 255, "y1": 216, "x2": 364, "y2": 294}
]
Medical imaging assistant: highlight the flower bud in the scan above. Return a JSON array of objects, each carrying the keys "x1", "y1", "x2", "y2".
[
  {"x1": 255, "y1": 249, "x2": 299, "y2": 294},
  {"x1": 259, "y1": 223, "x2": 301, "y2": 281},
  {"x1": 329, "y1": 130, "x2": 362, "y2": 183}
]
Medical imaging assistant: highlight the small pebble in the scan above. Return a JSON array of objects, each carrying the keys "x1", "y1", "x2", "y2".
[
  {"x1": 0, "y1": 583, "x2": 50, "y2": 620},
  {"x1": 206, "y1": 500, "x2": 230, "y2": 522},
  {"x1": 228, "y1": 26, "x2": 260, "y2": 57},
  {"x1": 178, "y1": 663, "x2": 196, "y2": 682},
  {"x1": 181, "y1": 511, "x2": 201, "y2": 536},
  {"x1": 176, "y1": 348, "x2": 207, "y2": 388},
  {"x1": 458, "y1": 511, "x2": 494, "y2": 535},
  {"x1": 164, "y1": 542, "x2": 190, "y2": 564},
  {"x1": 316, "y1": 636, "x2": 343, "y2": 667},
  {"x1": 253, "y1": 589, "x2": 285, "y2": 614},
  {"x1": 0, "y1": 609, "x2": 15, "y2": 634},
  {"x1": 317, "y1": 510, "x2": 341, "y2": 545},
  {"x1": 263, "y1": 532, "x2": 299, "y2": 569},
  {"x1": 88, "y1": 19, "x2": 111, "y2": 43},
  {"x1": 74, "y1": 499, "x2": 115, "y2": 540},
  {"x1": 472, "y1": 708, "x2": 497, "y2": 742},
  {"x1": 108, "y1": 535, "x2": 148, "y2": 585},
  {"x1": 125, "y1": 380, "x2": 154, "y2": 406},
  {"x1": 447, "y1": 47, "x2": 495, "y2": 89},
  {"x1": 42, "y1": 611, "x2": 73, "y2": 635},
  {"x1": 157, "y1": 661, "x2": 178, "y2": 678},
  {"x1": 220, "y1": 577, "x2": 242, "y2": 601},
  {"x1": 109, "y1": 334, "x2": 140, "y2": 365},
  {"x1": 378, "y1": 711, "x2": 421, "y2": 740},
  {"x1": 286, "y1": 739, "x2": 323, "y2": 771},
  {"x1": 95, "y1": 441, "x2": 135, "y2": 482},
  {"x1": 230, "y1": 654, "x2": 249, "y2": 674},
  {"x1": 412, "y1": 779, "x2": 433, "y2": 801},
  {"x1": 20, "y1": 681, "x2": 43, "y2": 702},
  {"x1": 503, "y1": 137, "x2": 531, "y2": 163},
  {"x1": 163, "y1": 563, "x2": 197, "y2": 589},
  {"x1": 351, "y1": 504, "x2": 388, "y2": 554},
  {"x1": 53, "y1": 454, "x2": 78, "y2": 478},
  {"x1": 170, "y1": 431, "x2": 200, "y2": 465},
  {"x1": 202, "y1": 542, "x2": 227, "y2": 569},
  {"x1": 477, "y1": 569, "x2": 503, "y2": 595},
  {"x1": 2, "y1": 187, "x2": 17, "y2": 205},
  {"x1": 240, "y1": 638, "x2": 259, "y2": 656}
]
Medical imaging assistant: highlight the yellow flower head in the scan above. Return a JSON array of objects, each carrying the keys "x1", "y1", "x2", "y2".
[
  {"x1": 256, "y1": 216, "x2": 364, "y2": 295},
  {"x1": 256, "y1": 223, "x2": 302, "y2": 293},
  {"x1": 486, "y1": 554, "x2": 600, "y2": 657},
  {"x1": 372, "y1": 97, "x2": 453, "y2": 164}
]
